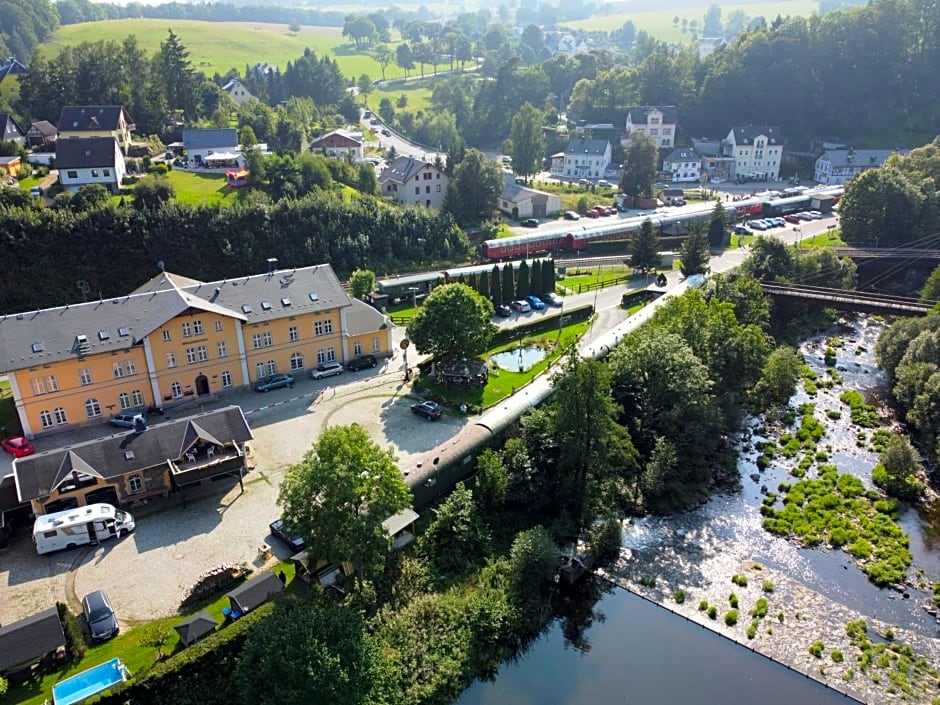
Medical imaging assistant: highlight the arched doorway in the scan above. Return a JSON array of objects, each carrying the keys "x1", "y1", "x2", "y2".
[{"x1": 195, "y1": 374, "x2": 210, "y2": 397}]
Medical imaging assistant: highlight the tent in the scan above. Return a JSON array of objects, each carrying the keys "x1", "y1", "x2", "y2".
[{"x1": 173, "y1": 610, "x2": 218, "y2": 646}]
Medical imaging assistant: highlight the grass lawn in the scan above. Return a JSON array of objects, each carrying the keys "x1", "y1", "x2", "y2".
[
  {"x1": 418, "y1": 319, "x2": 590, "y2": 410},
  {"x1": 0, "y1": 379, "x2": 23, "y2": 436},
  {"x1": 801, "y1": 229, "x2": 846, "y2": 248},
  {"x1": 528, "y1": 180, "x2": 618, "y2": 215},
  {"x1": 370, "y1": 81, "x2": 435, "y2": 114},
  {"x1": 557, "y1": 267, "x2": 633, "y2": 293},
  {"x1": 40, "y1": 20, "x2": 443, "y2": 81},
  {"x1": 560, "y1": 0, "x2": 818, "y2": 41},
  {"x1": 162, "y1": 169, "x2": 248, "y2": 207}
]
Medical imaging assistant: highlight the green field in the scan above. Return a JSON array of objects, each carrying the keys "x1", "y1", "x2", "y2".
[
  {"x1": 561, "y1": 0, "x2": 819, "y2": 41},
  {"x1": 371, "y1": 81, "x2": 434, "y2": 113},
  {"x1": 40, "y1": 19, "x2": 446, "y2": 81},
  {"x1": 161, "y1": 169, "x2": 248, "y2": 206}
]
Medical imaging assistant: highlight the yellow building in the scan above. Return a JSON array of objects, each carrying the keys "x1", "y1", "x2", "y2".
[
  {"x1": 57, "y1": 106, "x2": 135, "y2": 154},
  {"x1": 0, "y1": 263, "x2": 393, "y2": 438}
]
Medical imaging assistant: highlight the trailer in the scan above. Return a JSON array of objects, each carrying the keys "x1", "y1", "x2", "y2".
[{"x1": 33, "y1": 503, "x2": 135, "y2": 555}]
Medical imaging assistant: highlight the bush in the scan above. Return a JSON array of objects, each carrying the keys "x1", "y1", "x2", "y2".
[
  {"x1": 762, "y1": 580, "x2": 775, "y2": 593},
  {"x1": 831, "y1": 649, "x2": 844, "y2": 663},
  {"x1": 673, "y1": 589, "x2": 686, "y2": 604},
  {"x1": 746, "y1": 620, "x2": 758, "y2": 639},
  {"x1": 809, "y1": 640, "x2": 825, "y2": 658},
  {"x1": 57, "y1": 602, "x2": 86, "y2": 660},
  {"x1": 731, "y1": 574, "x2": 748, "y2": 587},
  {"x1": 708, "y1": 605, "x2": 718, "y2": 619},
  {"x1": 724, "y1": 610, "x2": 738, "y2": 626},
  {"x1": 729, "y1": 593, "x2": 738, "y2": 609},
  {"x1": 749, "y1": 598, "x2": 769, "y2": 618},
  {"x1": 698, "y1": 600, "x2": 709, "y2": 611}
]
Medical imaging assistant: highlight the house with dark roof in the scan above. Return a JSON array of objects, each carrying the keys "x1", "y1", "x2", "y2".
[
  {"x1": 227, "y1": 571, "x2": 283, "y2": 613},
  {"x1": 662, "y1": 148, "x2": 702, "y2": 183},
  {"x1": 55, "y1": 136, "x2": 126, "y2": 194},
  {"x1": 0, "y1": 263, "x2": 392, "y2": 438},
  {"x1": 813, "y1": 147, "x2": 908, "y2": 185},
  {"x1": 0, "y1": 606, "x2": 66, "y2": 676},
  {"x1": 0, "y1": 112, "x2": 26, "y2": 147},
  {"x1": 27, "y1": 120, "x2": 57, "y2": 149},
  {"x1": 553, "y1": 138, "x2": 612, "y2": 179},
  {"x1": 221, "y1": 78, "x2": 255, "y2": 106},
  {"x1": 12, "y1": 406, "x2": 252, "y2": 515},
  {"x1": 723, "y1": 126, "x2": 785, "y2": 181},
  {"x1": 498, "y1": 173, "x2": 562, "y2": 218},
  {"x1": 310, "y1": 129, "x2": 363, "y2": 161},
  {"x1": 379, "y1": 156, "x2": 448, "y2": 209},
  {"x1": 622, "y1": 106, "x2": 678, "y2": 148},
  {"x1": 0, "y1": 58, "x2": 28, "y2": 84},
  {"x1": 182, "y1": 128, "x2": 240, "y2": 166},
  {"x1": 58, "y1": 106, "x2": 135, "y2": 154}
]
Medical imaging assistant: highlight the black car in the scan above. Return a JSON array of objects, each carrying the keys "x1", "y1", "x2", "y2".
[
  {"x1": 82, "y1": 590, "x2": 118, "y2": 641},
  {"x1": 495, "y1": 303, "x2": 512, "y2": 317},
  {"x1": 269, "y1": 518, "x2": 306, "y2": 553},
  {"x1": 347, "y1": 355, "x2": 377, "y2": 371},
  {"x1": 411, "y1": 401, "x2": 444, "y2": 420},
  {"x1": 521, "y1": 218, "x2": 539, "y2": 228}
]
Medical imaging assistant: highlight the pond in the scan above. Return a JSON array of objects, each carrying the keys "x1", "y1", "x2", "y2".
[{"x1": 490, "y1": 346, "x2": 546, "y2": 373}]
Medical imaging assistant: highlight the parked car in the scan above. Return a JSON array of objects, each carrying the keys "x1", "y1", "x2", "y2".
[
  {"x1": 564, "y1": 211, "x2": 581, "y2": 221},
  {"x1": 269, "y1": 518, "x2": 306, "y2": 553},
  {"x1": 495, "y1": 303, "x2": 512, "y2": 318},
  {"x1": 584, "y1": 209, "x2": 600, "y2": 218},
  {"x1": 82, "y1": 590, "x2": 118, "y2": 641},
  {"x1": 254, "y1": 374, "x2": 295, "y2": 392},
  {"x1": 709, "y1": 177, "x2": 726, "y2": 184},
  {"x1": 501, "y1": 155, "x2": 512, "y2": 164},
  {"x1": 577, "y1": 178, "x2": 590, "y2": 186},
  {"x1": 525, "y1": 295, "x2": 546, "y2": 310},
  {"x1": 510, "y1": 300, "x2": 531, "y2": 313},
  {"x1": 784, "y1": 214, "x2": 801, "y2": 223},
  {"x1": 311, "y1": 361, "x2": 343, "y2": 380},
  {"x1": 672, "y1": 198, "x2": 687, "y2": 206},
  {"x1": 732, "y1": 224, "x2": 749, "y2": 235},
  {"x1": 2, "y1": 436, "x2": 34, "y2": 457},
  {"x1": 769, "y1": 217, "x2": 785, "y2": 227},
  {"x1": 807, "y1": 210, "x2": 823, "y2": 219},
  {"x1": 748, "y1": 220, "x2": 767, "y2": 230},
  {"x1": 110, "y1": 412, "x2": 147, "y2": 429},
  {"x1": 369, "y1": 118, "x2": 380, "y2": 125},
  {"x1": 521, "y1": 218, "x2": 539, "y2": 228},
  {"x1": 381, "y1": 128, "x2": 391, "y2": 137},
  {"x1": 347, "y1": 355, "x2": 377, "y2": 371},
  {"x1": 411, "y1": 401, "x2": 444, "y2": 420},
  {"x1": 597, "y1": 179, "x2": 612, "y2": 188},
  {"x1": 29, "y1": 186, "x2": 43, "y2": 197},
  {"x1": 796, "y1": 212, "x2": 813, "y2": 221},
  {"x1": 539, "y1": 292, "x2": 563, "y2": 307}
]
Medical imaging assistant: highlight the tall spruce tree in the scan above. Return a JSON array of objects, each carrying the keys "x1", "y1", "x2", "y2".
[{"x1": 628, "y1": 219, "x2": 661, "y2": 273}]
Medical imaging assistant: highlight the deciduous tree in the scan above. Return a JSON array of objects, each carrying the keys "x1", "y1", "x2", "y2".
[
  {"x1": 348, "y1": 268, "x2": 376, "y2": 299},
  {"x1": 509, "y1": 102, "x2": 545, "y2": 184},
  {"x1": 619, "y1": 132, "x2": 658, "y2": 197},
  {"x1": 446, "y1": 148, "x2": 503, "y2": 226},
  {"x1": 407, "y1": 283, "x2": 497, "y2": 361}
]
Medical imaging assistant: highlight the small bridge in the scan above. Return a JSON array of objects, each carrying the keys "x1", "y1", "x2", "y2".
[
  {"x1": 834, "y1": 247, "x2": 940, "y2": 260},
  {"x1": 760, "y1": 283, "x2": 936, "y2": 316}
]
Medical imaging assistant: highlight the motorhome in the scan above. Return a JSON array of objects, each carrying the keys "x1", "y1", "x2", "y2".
[{"x1": 33, "y1": 504, "x2": 135, "y2": 555}]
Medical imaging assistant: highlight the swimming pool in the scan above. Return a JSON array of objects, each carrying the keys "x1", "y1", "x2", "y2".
[{"x1": 53, "y1": 657, "x2": 129, "y2": 705}]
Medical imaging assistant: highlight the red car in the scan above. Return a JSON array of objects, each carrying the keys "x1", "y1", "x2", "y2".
[
  {"x1": 2, "y1": 436, "x2": 35, "y2": 457},
  {"x1": 784, "y1": 214, "x2": 801, "y2": 223},
  {"x1": 584, "y1": 209, "x2": 601, "y2": 218}
]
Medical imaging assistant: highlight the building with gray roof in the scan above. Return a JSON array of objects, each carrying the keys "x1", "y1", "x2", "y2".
[{"x1": 813, "y1": 147, "x2": 908, "y2": 185}]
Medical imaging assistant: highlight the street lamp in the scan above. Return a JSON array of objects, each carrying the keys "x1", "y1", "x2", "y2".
[
  {"x1": 407, "y1": 286, "x2": 420, "y2": 310},
  {"x1": 793, "y1": 226, "x2": 802, "y2": 248}
]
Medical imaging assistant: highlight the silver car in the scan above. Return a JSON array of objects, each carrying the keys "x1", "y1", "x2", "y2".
[{"x1": 310, "y1": 361, "x2": 344, "y2": 380}]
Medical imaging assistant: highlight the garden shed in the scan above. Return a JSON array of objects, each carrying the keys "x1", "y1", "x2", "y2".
[
  {"x1": 226, "y1": 572, "x2": 283, "y2": 614},
  {"x1": 173, "y1": 610, "x2": 218, "y2": 646}
]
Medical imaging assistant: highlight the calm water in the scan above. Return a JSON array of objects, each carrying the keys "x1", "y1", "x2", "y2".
[
  {"x1": 490, "y1": 346, "x2": 547, "y2": 372},
  {"x1": 457, "y1": 584, "x2": 852, "y2": 705}
]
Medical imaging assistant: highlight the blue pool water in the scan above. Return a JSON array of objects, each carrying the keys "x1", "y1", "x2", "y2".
[{"x1": 53, "y1": 657, "x2": 127, "y2": 705}]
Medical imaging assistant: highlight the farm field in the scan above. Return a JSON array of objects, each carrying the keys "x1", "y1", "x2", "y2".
[
  {"x1": 40, "y1": 19, "x2": 447, "y2": 80},
  {"x1": 561, "y1": 0, "x2": 819, "y2": 41}
]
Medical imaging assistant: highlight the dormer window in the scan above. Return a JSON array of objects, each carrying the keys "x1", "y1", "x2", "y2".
[
  {"x1": 32, "y1": 341, "x2": 43, "y2": 353},
  {"x1": 261, "y1": 301, "x2": 272, "y2": 311},
  {"x1": 281, "y1": 298, "x2": 291, "y2": 307},
  {"x1": 98, "y1": 330, "x2": 110, "y2": 341}
]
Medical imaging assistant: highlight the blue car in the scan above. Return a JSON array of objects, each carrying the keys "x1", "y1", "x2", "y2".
[{"x1": 525, "y1": 295, "x2": 546, "y2": 310}]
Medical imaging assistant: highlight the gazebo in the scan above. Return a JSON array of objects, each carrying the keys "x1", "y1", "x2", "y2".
[
  {"x1": 438, "y1": 358, "x2": 488, "y2": 389},
  {"x1": 173, "y1": 610, "x2": 218, "y2": 647}
]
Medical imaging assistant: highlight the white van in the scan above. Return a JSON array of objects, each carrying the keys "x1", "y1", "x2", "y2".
[{"x1": 33, "y1": 503, "x2": 135, "y2": 555}]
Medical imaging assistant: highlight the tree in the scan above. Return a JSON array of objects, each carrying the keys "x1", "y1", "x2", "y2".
[
  {"x1": 679, "y1": 224, "x2": 710, "y2": 276},
  {"x1": 507, "y1": 526, "x2": 558, "y2": 630},
  {"x1": 489, "y1": 265, "x2": 502, "y2": 304},
  {"x1": 542, "y1": 258, "x2": 555, "y2": 294},
  {"x1": 446, "y1": 148, "x2": 503, "y2": 226},
  {"x1": 357, "y1": 73, "x2": 373, "y2": 98},
  {"x1": 395, "y1": 43, "x2": 414, "y2": 77},
  {"x1": 515, "y1": 260, "x2": 531, "y2": 298},
  {"x1": 278, "y1": 424, "x2": 411, "y2": 588},
  {"x1": 159, "y1": 31, "x2": 198, "y2": 117},
  {"x1": 378, "y1": 97, "x2": 395, "y2": 124},
  {"x1": 921, "y1": 265, "x2": 940, "y2": 301},
  {"x1": 133, "y1": 175, "x2": 175, "y2": 211},
  {"x1": 752, "y1": 346, "x2": 804, "y2": 409},
  {"x1": 407, "y1": 283, "x2": 497, "y2": 361},
  {"x1": 419, "y1": 483, "x2": 491, "y2": 578},
  {"x1": 236, "y1": 602, "x2": 380, "y2": 705},
  {"x1": 373, "y1": 44, "x2": 393, "y2": 81},
  {"x1": 349, "y1": 269, "x2": 376, "y2": 299},
  {"x1": 502, "y1": 263, "x2": 515, "y2": 303},
  {"x1": 70, "y1": 184, "x2": 110, "y2": 211},
  {"x1": 357, "y1": 162, "x2": 378, "y2": 195},
  {"x1": 509, "y1": 102, "x2": 545, "y2": 184},
  {"x1": 707, "y1": 199, "x2": 728, "y2": 247},
  {"x1": 703, "y1": 3, "x2": 723, "y2": 35},
  {"x1": 619, "y1": 132, "x2": 658, "y2": 197},
  {"x1": 872, "y1": 433, "x2": 925, "y2": 500},
  {"x1": 839, "y1": 168, "x2": 928, "y2": 246},
  {"x1": 342, "y1": 15, "x2": 377, "y2": 49},
  {"x1": 628, "y1": 218, "x2": 661, "y2": 273}
]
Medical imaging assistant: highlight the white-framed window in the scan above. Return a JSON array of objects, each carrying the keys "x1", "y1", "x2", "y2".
[
  {"x1": 84, "y1": 398, "x2": 102, "y2": 418},
  {"x1": 113, "y1": 362, "x2": 125, "y2": 379},
  {"x1": 372, "y1": 337, "x2": 380, "y2": 352},
  {"x1": 290, "y1": 352, "x2": 304, "y2": 370},
  {"x1": 181, "y1": 322, "x2": 193, "y2": 337},
  {"x1": 128, "y1": 475, "x2": 143, "y2": 493},
  {"x1": 316, "y1": 347, "x2": 336, "y2": 363},
  {"x1": 215, "y1": 320, "x2": 224, "y2": 332},
  {"x1": 252, "y1": 332, "x2": 273, "y2": 349},
  {"x1": 79, "y1": 368, "x2": 93, "y2": 385},
  {"x1": 353, "y1": 341, "x2": 363, "y2": 356},
  {"x1": 256, "y1": 362, "x2": 266, "y2": 379},
  {"x1": 166, "y1": 352, "x2": 177, "y2": 368},
  {"x1": 170, "y1": 382, "x2": 183, "y2": 399},
  {"x1": 54, "y1": 407, "x2": 68, "y2": 425},
  {"x1": 193, "y1": 320, "x2": 204, "y2": 335},
  {"x1": 119, "y1": 392, "x2": 131, "y2": 410},
  {"x1": 30, "y1": 375, "x2": 59, "y2": 395},
  {"x1": 221, "y1": 370, "x2": 233, "y2": 388},
  {"x1": 131, "y1": 389, "x2": 144, "y2": 407},
  {"x1": 124, "y1": 360, "x2": 136, "y2": 375},
  {"x1": 266, "y1": 360, "x2": 277, "y2": 375},
  {"x1": 186, "y1": 345, "x2": 209, "y2": 364},
  {"x1": 39, "y1": 409, "x2": 53, "y2": 428},
  {"x1": 162, "y1": 330, "x2": 171, "y2": 342},
  {"x1": 217, "y1": 341, "x2": 228, "y2": 357},
  {"x1": 314, "y1": 320, "x2": 333, "y2": 336},
  {"x1": 289, "y1": 326, "x2": 299, "y2": 342}
]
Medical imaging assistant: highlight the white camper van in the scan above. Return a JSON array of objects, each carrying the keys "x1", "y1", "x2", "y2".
[{"x1": 33, "y1": 503, "x2": 135, "y2": 555}]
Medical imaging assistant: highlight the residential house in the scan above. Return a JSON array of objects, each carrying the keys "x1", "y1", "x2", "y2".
[
  {"x1": 55, "y1": 137, "x2": 126, "y2": 194},
  {"x1": 310, "y1": 129, "x2": 364, "y2": 161},
  {"x1": 0, "y1": 262, "x2": 393, "y2": 438},
  {"x1": 27, "y1": 120, "x2": 57, "y2": 149},
  {"x1": 662, "y1": 148, "x2": 702, "y2": 183},
  {"x1": 57, "y1": 106, "x2": 135, "y2": 154},
  {"x1": 0, "y1": 112, "x2": 26, "y2": 147},
  {"x1": 0, "y1": 155, "x2": 21, "y2": 177},
  {"x1": 379, "y1": 156, "x2": 448, "y2": 209},
  {"x1": 182, "y1": 128, "x2": 241, "y2": 166},
  {"x1": 12, "y1": 406, "x2": 252, "y2": 516},
  {"x1": 498, "y1": 174, "x2": 562, "y2": 218},
  {"x1": 553, "y1": 138, "x2": 612, "y2": 179},
  {"x1": 0, "y1": 58, "x2": 28, "y2": 85},
  {"x1": 723, "y1": 126, "x2": 785, "y2": 180},
  {"x1": 692, "y1": 137, "x2": 736, "y2": 182},
  {"x1": 813, "y1": 148, "x2": 908, "y2": 185},
  {"x1": 622, "y1": 106, "x2": 678, "y2": 148},
  {"x1": 221, "y1": 78, "x2": 255, "y2": 105},
  {"x1": 0, "y1": 606, "x2": 66, "y2": 676}
]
